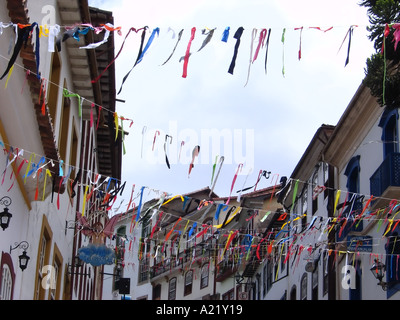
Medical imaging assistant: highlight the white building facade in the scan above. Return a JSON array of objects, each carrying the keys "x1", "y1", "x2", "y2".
[
  {"x1": 0, "y1": 0, "x2": 121, "y2": 300},
  {"x1": 324, "y1": 83, "x2": 400, "y2": 300}
]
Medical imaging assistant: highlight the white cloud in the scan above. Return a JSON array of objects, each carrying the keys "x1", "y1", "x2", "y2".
[{"x1": 89, "y1": 0, "x2": 376, "y2": 205}]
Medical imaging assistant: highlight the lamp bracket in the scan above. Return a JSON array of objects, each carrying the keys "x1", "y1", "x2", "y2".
[
  {"x1": 10, "y1": 240, "x2": 29, "y2": 253},
  {"x1": 0, "y1": 196, "x2": 12, "y2": 207}
]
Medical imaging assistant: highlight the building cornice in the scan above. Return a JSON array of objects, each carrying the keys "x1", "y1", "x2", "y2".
[
  {"x1": 6, "y1": 0, "x2": 63, "y2": 196},
  {"x1": 323, "y1": 83, "x2": 382, "y2": 170}
]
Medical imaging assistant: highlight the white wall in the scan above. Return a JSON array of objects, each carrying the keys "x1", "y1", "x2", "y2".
[
  {"x1": 335, "y1": 109, "x2": 400, "y2": 300},
  {"x1": 0, "y1": 0, "x2": 85, "y2": 300}
]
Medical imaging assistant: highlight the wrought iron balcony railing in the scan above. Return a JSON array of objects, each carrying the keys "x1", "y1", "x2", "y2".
[
  {"x1": 149, "y1": 241, "x2": 215, "y2": 279},
  {"x1": 370, "y1": 152, "x2": 400, "y2": 199}
]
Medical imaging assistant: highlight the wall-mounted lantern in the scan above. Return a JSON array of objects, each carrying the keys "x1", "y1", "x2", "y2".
[
  {"x1": 10, "y1": 241, "x2": 30, "y2": 271},
  {"x1": 370, "y1": 259, "x2": 388, "y2": 290},
  {"x1": 0, "y1": 196, "x2": 12, "y2": 231}
]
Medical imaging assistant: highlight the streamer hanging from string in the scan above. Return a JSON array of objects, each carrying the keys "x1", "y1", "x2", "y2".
[
  {"x1": 236, "y1": 168, "x2": 252, "y2": 202},
  {"x1": 226, "y1": 163, "x2": 243, "y2": 205},
  {"x1": 63, "y1": 89, "x2": 82, "y2": 117},
  {"x1": 117, "y1": 27, "x2": 148, "y2": 94},
  {"x1": 264, "y1": 28, "x2": 271, "y2": 74},
  {"x1": 228, "y1": 27, "x2": 244, "y2": 74},
  {"x1": 188, "y1": 145, "x2": 200, "y2": 178},
  {"x1": 92, "y1": 27, "x2": 145, "y2": 83},
  {"x1": 236, "y1": 169, "x2": 271, "y2": 194},
  {"x1": 392, "y1": 23, "x2": 400, "y2": 51},
  {"x1": 182, "y1": 27, "x2": 196, "y2": 78},
  {"x1": 295, "y1": 26, "x2": 303, "y2": 60},
  {"x1": 253, "y1": 28, "x2": 267, "y2": 62},
  {"x1": 338, "y1": 25, "x2": 357, "y2": 67},
  {"x1": 137, "y1": 27, "x2": 160, "y2": 64},
  {"x1": 382, "y1": 23, "x2": 390, "y2": 105},
  {"x1": 178, "y1": 141, "x2": 185, "y2": 162},
  {"x1": 79, "y1": 23, "x2": 112, "y2": 49},
  {"x1": 290, "y1": 179, "x2": 299, "y2": 213},
  {"x1": 211, "y1": 155, "x2": 219, "y2": 185},
  {"x1": 244, "y1": 28, "x2": 258, "y2": 87},
  {"x1": 221, "y1": 27, "x2": 230, "y2": 42},
  {"x1": 164, "y1": 135, "x2": 173, "y2": 169},
  {"x1": 161, "y1": 29, "x2": 184, "y2": 65},
  {"x1": 141, "y1": 126, "x2": 147, "y2": 158},
  {"x1": 214, "y1": 203, "x2": 228, "y2": 220},
  {"x1": 198, "y1": 28, "x2": 215, "y2": 52},
  {"x1": 135, "y1": 186, "x2": 146, "y2": 222},
  {"x1": 152, "y1": 130, "x2": 160, "y2": 151},
  {"x1": 209, "y1": 156, "x2": 224, "y2": 198},
  {"x1": 281, "y1": 28, "x2": 286, "y2": 77},
  {"x1": 1, "y1": 24, "x2": 38, "y2": 80}
]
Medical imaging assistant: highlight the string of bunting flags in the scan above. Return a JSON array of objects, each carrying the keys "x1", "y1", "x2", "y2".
[
  {"x1": 108, "y1": 199, "x2": 399, "y2": 279},
  {"x1": 2, "y1": 20, "x2": 400, "y2": 273},
  {"x1": 0, "y1": 20, "x2": 396, "y2": 111},
  {"x1": 3, "y1": 136, "x2": 400, "y2": 276},
  {"x1": 0, "y1": 20, "x2": 392, "y2": 165},
  {"x1": 2, "y1": 135, "x2": 400, "y2": 252},
  {"x1": 0, "y1": 20, "x2": 375, "y2": 88},
  {"x1": 0, "y1": 20, "x2": 393, "y2": 168}
]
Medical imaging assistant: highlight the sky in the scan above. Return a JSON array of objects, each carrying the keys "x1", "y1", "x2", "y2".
[{"x1": 88, "y1": 0, "x2": 376, "y2": 211}]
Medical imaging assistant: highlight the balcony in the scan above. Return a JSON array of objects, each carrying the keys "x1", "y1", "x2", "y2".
[
  {"x1": 215, "y1": 260, "x2": 238, "y2": 282},
  {"x1": 150, "y1": 242, "x2": 214, "y2": 280},
  {"x1": 370, "y1": 152, "x2": 400, "y2": 210}
]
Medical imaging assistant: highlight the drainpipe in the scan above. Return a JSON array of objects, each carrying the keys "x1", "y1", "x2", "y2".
[
  {"x1": 327, "y1": 163, "x2": 337, "y2": 300},
  {"x1": 213, "y1": 245, "x2": 217, "y2": 299}
]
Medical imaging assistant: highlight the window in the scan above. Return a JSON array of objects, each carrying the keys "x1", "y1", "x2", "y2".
[
  {"x1": 266, "y1": 259, "x2": 273, "y2": 293},
  {"x1": 184, "y1": 270, "x2": 193, "y2": 296},
  {"x1": 203, "y1": 218, "x2": 213, "y2": 241},
  {"x1": 115, "y1": 227, "x2": 126, "y2": 261},
  {"x1": 340, "y1": 156, "x2": 363, "y2": 239},
  {"x1": 168, "y1": 277, "x2": 177, "y2": 300},
  {"x1": 139, "y1": 217, "x2": 151, "y2": 283},
  {"x1": 300, "y1": 273, "x2": 307, "y2": 300},
  {"x1": 200, "y1": 263, "x2": 209, "y2": 289},
  {"x1": 279, "y1": 243, "x2": 286, "y2": 273},
  {"x1": 0, "y1": 253, "x2": 15, "y2": 300},
  {"x1": 186, "y1": 228, "x2": 196, "y2": 249},
  {"x1": 69, "y1": 123, "x2": 78, "y2": 180},
  {"x1": 349, "y1": 260, "x2": 362, "y2": 300},
  {"x1": 171, "y1": 235, "x2": 179, "y2": 257},
  {"x1": 138, "y1": 256, "x2": 149, "y2": 283},
  {"x1": 385, "y1": 230, "x2": 400, "y2": 298},
  {"x1": 114, "y1": 227, "x2": 126, "y2": 290},
  {"x1": 50, "y1": 262, "x2": 59, "y2": 300},
  {"x1": 345, "y1": 155, "x2": 360, "y2": 195},
  {"x1": 36, "y1": 237, "x2": 48, "y2": 299},
  {"x1": 323, "y1": 162, "x2": 330, "y2": 199},
  {"x1": 323, "y1": 251, "x2": 329, "y2": 296},
  {"x1": 302, "y1": 188, "x2": 308, "y2": 214},
  {"x1": 222, "y1": 288, "x2": 234, "y2": 300},
  {"x1": 35, "y1": 215, "x2": 53, "y2": 300},
  {"x1": 0, "y1": 265, "x2": 12, "y2": 300},
  {"x1": 49, "y1": 244, "x2": 63, "y2": 300},
  {"x1": 263, "y1": 264, "x2": 267, "y2": 297},
  {"x1": 290, "y1": 285, "x2": 297, "y2": 300},
  {"x1": 301, "y1": 188, "x2": 308, "y2": 230},
  {"x1": 48, "y1": 51, "x2": 61, "y2": 126},
  {"x1": 256, "y1": 274, "x2": 261, "y2": 300},
  {"x1": 153, "y1": 284, "x2": 161, "y2": 300},
  {"x1": 379, "y1": 108, "x2": 399, "y2": 159},
  {"x1": 312, "y1": 268, "x2": 318, "y2": 300},
  {"x1": 312, "y1": 171, "x2": 318, "y2": 215},
  {"x1": 59, "y1": 93, "x2": 70, "y2": 163}
]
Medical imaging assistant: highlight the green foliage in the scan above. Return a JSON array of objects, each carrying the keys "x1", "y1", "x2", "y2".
[
  {"x1": 360, "y1": 0, "x2": 400, "y2": 108},
  {"x1": 364, "y1": 53, "x2": 400, "y2": 107}
]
